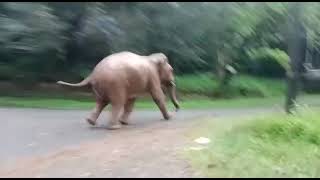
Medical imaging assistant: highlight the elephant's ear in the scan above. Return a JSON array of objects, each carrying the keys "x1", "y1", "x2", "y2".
[{"x1": 149, "y1": 53, "x2": 168, "y2": 66}]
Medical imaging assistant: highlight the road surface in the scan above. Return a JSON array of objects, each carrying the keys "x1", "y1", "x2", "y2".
[{"x1": 0, "y1": 107, "x2": 277, "y2": 177}]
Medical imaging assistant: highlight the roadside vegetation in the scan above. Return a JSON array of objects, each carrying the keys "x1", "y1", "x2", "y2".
[{"x1": 185, "y1": 107, "x2": 320, "y2": 178}]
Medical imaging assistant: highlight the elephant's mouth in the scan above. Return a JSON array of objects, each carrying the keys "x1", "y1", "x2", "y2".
[
  {"x1": 162, "y1": 80, "x2": 175, "y2": 87},
  {"x1": 169, "y1": 80, "x2": 176, "y2": 87}
]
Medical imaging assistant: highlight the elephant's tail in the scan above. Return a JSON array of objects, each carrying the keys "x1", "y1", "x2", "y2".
[{"x1": 57, "y1": 76, "x2": 91, "y2": 87}]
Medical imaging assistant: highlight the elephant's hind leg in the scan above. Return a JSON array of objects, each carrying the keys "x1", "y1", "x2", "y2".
[
  {"x1": 108, "y1": 102, "x2": 125, "y2": 130},
  {"x1": 86, "y1": 100, "x2": 108, "y2": 126},
  {"x1": 120, "y1": 98, "x2": 136, "y2": 125}
]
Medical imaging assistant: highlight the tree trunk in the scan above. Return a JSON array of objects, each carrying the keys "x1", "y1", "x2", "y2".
[
  {"x1": 216, "y1": 49, "x2": 235, "y2": 91},
  {"x1": 64, "y1": 7, "x2": 87, "y2": 66},
  {"x1": 312, "y1": 47, "x2": 320, "y2": 69},
  {"x1": 284, "y1": 4, "x2": 307, "y2": 114}
]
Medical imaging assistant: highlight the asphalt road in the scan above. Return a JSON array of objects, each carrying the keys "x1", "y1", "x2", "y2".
[
  {"x1": 0, "y1": 107, "x2": 276, "y2": 162},
  {"x1": 0, "y1": 107, "x2": 277, "y2": 177}
]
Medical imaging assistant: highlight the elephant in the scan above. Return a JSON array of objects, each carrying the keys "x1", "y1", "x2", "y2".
[{"x1": 57, "y1": 51, "x2": 180, "y2": 130}]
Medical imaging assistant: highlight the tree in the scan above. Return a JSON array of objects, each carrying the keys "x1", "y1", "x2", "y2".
[
  {"x1": 195, "y1": 3, "x2": 265, "y2": 93},
  {"x1": 0, "y1": 2, "x2": 67, "y2": 82},
  {"x1": 284, "y1": 3, "x2": 307, "y2": 114}
]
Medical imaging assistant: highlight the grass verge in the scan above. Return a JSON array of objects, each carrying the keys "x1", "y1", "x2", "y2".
[
  {"x1": 0, "y1": 96, "x2": 283, "y2": 110},
  {"x1": 184, "y1": 107, "x2": 320, "y2": 178},
  {"x1": 0, "y1": 94, "x2": 320, "y2": 110}
]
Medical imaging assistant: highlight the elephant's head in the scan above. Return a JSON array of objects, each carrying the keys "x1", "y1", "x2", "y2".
[{"x1": 149, "y1": 53, "x2": 180, "y2": 111}]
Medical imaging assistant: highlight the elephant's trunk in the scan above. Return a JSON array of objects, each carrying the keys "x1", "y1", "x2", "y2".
[{"x1": 168, "y1": 81, "x2": 180, "y2": 112}]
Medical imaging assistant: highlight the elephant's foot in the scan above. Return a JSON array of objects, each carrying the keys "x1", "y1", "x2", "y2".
[
  {"x1": 120, "y1": 120, "x2": 129, "y2": 125},
  {"x1": 162, "y1": 112, "x2": 174, "y2": 121},
  {"x1": 107, "y1": 122, "x2": 122, "y2": 130},
  {"x1": 162, "y1": 117, "x2": 171, "y2": 121},
  {"x1": 86, "y1": 118, "x2": 96, "y2": 126},
  {"x1": 161, "y1": 112, "x2": 175, "y2": 121},
  {"x1": 161, "y1": 116, "x2": 171, "y2": 121}
]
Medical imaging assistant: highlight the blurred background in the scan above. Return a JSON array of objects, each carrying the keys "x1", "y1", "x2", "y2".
[
  {"x1": 2, "y1": 3, "x2": 320, "y2": 177},
  {"x1": 0, "y1": 2, "x2": 319, "y2": 103}
]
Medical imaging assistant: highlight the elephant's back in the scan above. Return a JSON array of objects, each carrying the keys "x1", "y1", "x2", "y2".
[
  {"x1": 93, "y1": 52, "x2": 149, "y2": 74},
  {"x1": 90, "y1": 52, "x2": 151, "y2": 94}
]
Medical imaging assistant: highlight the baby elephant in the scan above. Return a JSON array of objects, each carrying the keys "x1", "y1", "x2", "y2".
[{"x1": 57, "y1": 51, "x2": 180, "y2": 130}]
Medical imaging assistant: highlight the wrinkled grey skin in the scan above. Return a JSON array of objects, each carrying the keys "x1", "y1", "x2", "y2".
[{"x1": 57, "y1": 51, "x2": 180, "y2": 130}]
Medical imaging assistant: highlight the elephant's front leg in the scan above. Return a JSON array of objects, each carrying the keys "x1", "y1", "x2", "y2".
[
  {"x1": 150, "y1": 86, "x2": 171, "y2": 120},
  {"x1": 86, "y1": 100, "x2": 108, "y2": 126},
  {"x1": 120, "y1": 98, "x2": 136, "y2": 125}
]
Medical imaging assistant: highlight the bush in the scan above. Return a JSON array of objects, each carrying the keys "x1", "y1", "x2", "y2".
[
  {"x1": 246, "y1": 48, "x2": 289, "y2": 78},
  {"x1": 176, "y1": 73, "x2": 285, "y2": 98}
]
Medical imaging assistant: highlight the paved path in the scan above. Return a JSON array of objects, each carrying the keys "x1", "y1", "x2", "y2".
[{"x1": 0, "y1": 107, "x2": 277, "y2": 177}]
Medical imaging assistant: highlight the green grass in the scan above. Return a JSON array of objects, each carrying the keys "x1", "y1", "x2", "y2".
[
  {"x1": 0, "y1": 94, "x2": 320, "y2": 110},
  {"x1": 0, "y1": 96, "x2": 280, "y2": 110},
  {"x1": 185, "y1": 107, "x2": 320, "y2": 178}
]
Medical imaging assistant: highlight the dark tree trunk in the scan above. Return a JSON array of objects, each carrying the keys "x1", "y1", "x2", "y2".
[
  {"x1": 49, "y1": 2, "x2": 88, "y2": 77},
  {"x1": 311, "y1": 47, "x2": 320, "y2": 69},
  {"x1": 64, "y1": 7, "x2": 87, "y2": 67},
  {"x1": 285, "y1": 4, "x2": 307, "y2": 114}
]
